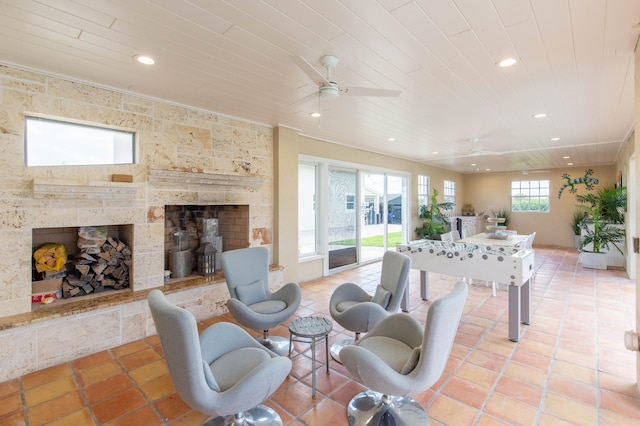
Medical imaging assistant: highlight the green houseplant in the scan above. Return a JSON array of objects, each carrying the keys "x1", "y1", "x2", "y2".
[
  {"x1": 575, "y1": 186, "x2": 626, "y2": 269},
  {"x1": 493, "y1": 208, "x2": 511, "y2": 228},
  {"x1": 415, "y1": 188, "x2": 455, "y2": 240},
  {"x1": 570, "y1": 210, "x2": 587, "y2": 249}
]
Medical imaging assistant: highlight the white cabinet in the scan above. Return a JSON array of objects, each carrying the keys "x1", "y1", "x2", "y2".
[{"x1": 452, "y1": 216, "x2": 483, "y2": 237}]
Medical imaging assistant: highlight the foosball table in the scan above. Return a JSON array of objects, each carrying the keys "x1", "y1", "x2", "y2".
[{"x1": 396, "y1": 240, "x2": 535, "y2": 342}]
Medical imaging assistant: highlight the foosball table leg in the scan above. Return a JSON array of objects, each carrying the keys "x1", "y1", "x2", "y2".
[
  {"x1": 508, "y1": 284, "x2": 521, "y2": 342},
  {"x1": 420, "y1": 270, "x2": 429, "y2": 300}
]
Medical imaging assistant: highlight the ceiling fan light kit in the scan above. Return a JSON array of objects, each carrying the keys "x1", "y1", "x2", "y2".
[
  {"x1": 319, "y1": 82, "x2": 340, "y2": 100},
  {"x1": 292, "y1": 54, "x2": 401, "y2": 106}
]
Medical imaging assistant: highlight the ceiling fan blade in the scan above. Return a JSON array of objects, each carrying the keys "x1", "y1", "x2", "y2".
[
  {"x1": 475, "y1": 150, "x2": 504, "y2": 156},
  {"x1": 286, "y1": 92, "x2": 319, "y2": 109},
  {"x1": 431, "y1": 149, "x2": 503, "y2": 160},
  {"x1": 293, "y1": 55, "x2": 331, "y2": 86},
  {"x1": 341, "y1": 86, "x2": 401, "y2": 97}
]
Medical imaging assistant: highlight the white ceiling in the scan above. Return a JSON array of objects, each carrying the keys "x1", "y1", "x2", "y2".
[{"x1": 1, "y1": 0, "x2": 639, "y2": 174}]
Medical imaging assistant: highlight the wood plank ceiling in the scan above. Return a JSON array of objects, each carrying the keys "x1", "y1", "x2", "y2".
[{"x1": 0, "y1": 0, "x2": 639, "y2": 174}]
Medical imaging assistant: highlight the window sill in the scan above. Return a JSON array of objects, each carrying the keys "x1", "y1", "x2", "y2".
[{"x1": 299, "y1": 254, "x2": 323, "y2": 263}]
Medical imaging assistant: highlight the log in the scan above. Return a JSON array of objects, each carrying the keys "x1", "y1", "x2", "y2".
[
  {"x1": 54, "y1": 234, "x2": 132, "y2": 300},
  {"x1": 75, "y1": 264, "x2": 90, "y2": 276}
]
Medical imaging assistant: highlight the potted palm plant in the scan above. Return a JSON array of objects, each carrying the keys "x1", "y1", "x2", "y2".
[
  {"x1": 570, "y1": 210, "x2": 587, "y2": 249},
  {"x1": 575, "y1": 186, "x2": 626, "y2": 269},
  {"x1": 415, "y1": 188, "x2": 455, "y2": 240}
]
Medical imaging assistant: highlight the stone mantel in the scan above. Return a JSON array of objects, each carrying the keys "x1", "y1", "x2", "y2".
[
  {"x1": 32, "y1": 180, "x2": 138, "y2": 200},
  {"x1": 0, "y1": 265, "x2": 284, "y2": 332},
  {"x1": 148, "y1": 169, "x2": 263, "y2": 189}
]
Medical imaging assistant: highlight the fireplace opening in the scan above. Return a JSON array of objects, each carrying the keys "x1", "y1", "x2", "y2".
[
  {"x1": 31, "y1": 224, "x2": 133, "y2": 305},
  {"x1": 164, "y1": 205, "x2": 249, "y2": 280}
]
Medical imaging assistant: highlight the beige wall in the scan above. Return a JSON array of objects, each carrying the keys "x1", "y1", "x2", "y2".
[
  {"x1": 274, "y1": 128, "x2": 626, "y2": 282},
  {"x1": 273, "y1": 126, "x2": 300, "y2": 283},
  {"x1": 614, "y1": 130, "x2": 636, "y2": 274},
  {"x1": 463, "y1": 166, "x2": 617, "y2": 248},
  {"x1": 635, "y1": 45, "x2": 640, "y2": 387}
]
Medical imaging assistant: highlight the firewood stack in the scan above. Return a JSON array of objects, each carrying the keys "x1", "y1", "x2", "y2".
[{"x1": 62, "y1": 236, "x2": 132, "y2": 298}]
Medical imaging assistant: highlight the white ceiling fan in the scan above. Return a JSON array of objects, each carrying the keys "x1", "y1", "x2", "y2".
[
  {"x1": 436, "y1": 138, "x2": 505, "y2": 160},
  {"x1": 518, "y1": 163, "x2": 550, "y2": 175},
  {"x1": 290, "y1": 55, "x2": 401, "y2": 107}
]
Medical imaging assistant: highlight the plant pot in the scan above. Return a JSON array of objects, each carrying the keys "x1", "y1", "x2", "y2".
[
  {"x1": 580, "y1": 251, "x2": 607, "y2": 270},
  {"x1": 574, "y1": 235, "x2": 581, "y2": 249}
]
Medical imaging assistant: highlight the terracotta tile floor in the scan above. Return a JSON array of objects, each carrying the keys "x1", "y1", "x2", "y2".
[{"x1": 2, "y1": 246, "x2": 639, "y2": 425}]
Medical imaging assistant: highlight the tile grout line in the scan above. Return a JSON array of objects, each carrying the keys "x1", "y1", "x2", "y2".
[{"x1": 535, "y1": 247, "x2": 577, "y2": 425}]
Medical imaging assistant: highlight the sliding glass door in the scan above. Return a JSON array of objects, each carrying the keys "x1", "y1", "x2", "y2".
[
  {"x1": 386, "y1": 174, "x2": 406, "y2": 255},
  {"x1": 327, "y1": 168, "x2": 358, "y2": 270},
  {"x1": 300, "y1": 157, "x2": 409, "y2": 274},
  {"x1": 360, "y1": 173, "x2": 406, "y2": 263}
]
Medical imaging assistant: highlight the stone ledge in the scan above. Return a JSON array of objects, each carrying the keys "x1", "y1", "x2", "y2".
[
  {"x1": 32, "y1": 180, "x2": 138, "y2": 200},
  {"x1": 148, "y1": 169, "x2": 262, "y2": 189},
  {"x1": 0, "y1": 265, "x2": 283, "y2": 331}
]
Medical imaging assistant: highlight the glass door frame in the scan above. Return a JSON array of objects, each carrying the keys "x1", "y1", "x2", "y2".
[
  {"x1": 326, "y1": 166, "x2": 360, "y2": 272},
  {"x1": 313, "y1": 159, "x2": 410, "y2": 276}
]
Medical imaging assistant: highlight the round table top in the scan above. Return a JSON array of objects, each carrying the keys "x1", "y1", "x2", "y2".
[{"x1": 289, "y1": 316, "x2": 333, "y2": 338}]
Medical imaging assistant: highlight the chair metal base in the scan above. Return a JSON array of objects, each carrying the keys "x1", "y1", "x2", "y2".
[
  {"x1": 258, "y1": 335, "x2": 290, "y2": 357},
  {"x1": 330, "y1": 338, "x2": 355, "y2": 363},
  {"x1": 203, "y1": 405, "x2": 283, "y2": 426},
  {"x1": 347, "y1": 391, "x2": 429, "y2": 426}
]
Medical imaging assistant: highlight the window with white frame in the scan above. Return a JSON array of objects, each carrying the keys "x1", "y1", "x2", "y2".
[
  {"x1": 511, "y1": 180, "x2": 550, "y2": 212},
  {"x1": 25, "y1": 115, "x2": 135, "y2": 166},
  {"x1": 443, "y1": 180, "x2": 456, "y2": 206},
  {"x1": 417, "y1": 175, "x2": 429, "y2": 213},
  {"x1": 346, "y1": 194, "x2": 356, "y2": 210},
  {"x1": 298, "y1": 163, "x2": 318, "y2": 256}
]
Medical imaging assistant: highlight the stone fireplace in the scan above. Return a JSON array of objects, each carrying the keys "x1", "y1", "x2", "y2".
[
  {"x1": 0, "y1": 169, "x2": 280, "y2": 383},
  {"x1": 32, "y1": 225, "x2": 134, "y2": 302},
  {"x1": 30, "y1": 203, "x2": 252, "y2": 304},
  {"x1": 17, "y1": 169, "x2": 266, "y2": 312},
  {"x1": 164, "y1": 204, "x2": 250, "y2": 276},
  {"x1": 0, "y1": 64, "x2": 279, "y2": 383}
]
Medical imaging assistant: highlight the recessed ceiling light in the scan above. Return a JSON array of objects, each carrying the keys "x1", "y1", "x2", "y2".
[
  {"x1": 432, "y1": 151, "x2": 438, "y2": 155},
  {"x1": 471, "y1": 163, "x2": 476, "y2": 166},
  {"x1": 485, "y1": 168, "x2": 491, "y2": 172},
  {"x1": 497, "y1": 58, "x2": 517, "y2": 67},
  {"x1": 550, "y1": 137, "x2": 560, "y2": 141},
  {"x1": 562, "y1": 156, "x2": 570, "y2": 159},
  {"x1": 533, "y1": 113, "x2": 547, "y2": 118},
  {"x1": 567, "y1": 162, "x2": 574, "y2": 166},
  {"x1": 134, "y1": 54, "x2": 155, "y2": 65},
  {"x1": 310, "y1": 112, "x2": 321, "y2": 118},
  {"x1": 387, "y1": 137, "x2": 396, "y2": 141}
]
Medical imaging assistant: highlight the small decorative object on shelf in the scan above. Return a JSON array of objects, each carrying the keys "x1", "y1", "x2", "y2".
[
  {"x1": 197, "y1": 242, "x2": 216, "y2": 276},
  {"x1": 486, "y1": 217, "x2": 508, "y2": 239}
]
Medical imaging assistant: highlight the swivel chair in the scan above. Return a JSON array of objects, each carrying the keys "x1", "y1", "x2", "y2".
[
  {"x1": 221, "y1": 246, "x2": 301, "y2": 355},
  {"x1": 341, "y1": 281, "x2": 468, "y2": 425},
  {"x1": 329, "y1": 250, "x2": 411, "y2": 363},
  {"x1": 147, "y1": 289, "x2": 291, "y2": 426}
]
